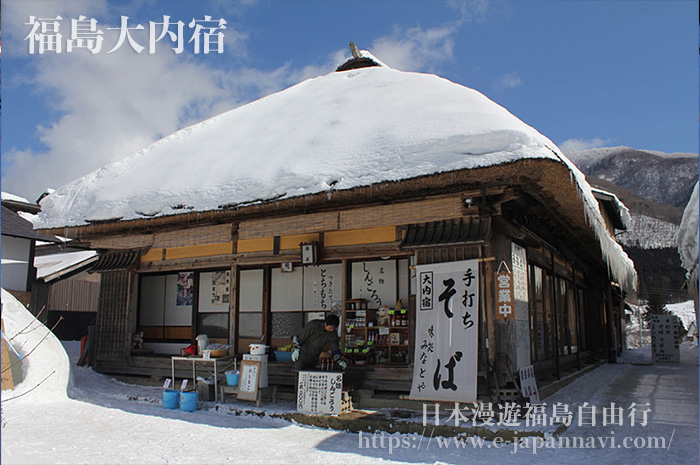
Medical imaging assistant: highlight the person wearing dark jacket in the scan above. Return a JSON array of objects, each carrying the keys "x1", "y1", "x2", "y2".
[{"x1": 292, "y1": 314, "x2": 347, "y2": 370}]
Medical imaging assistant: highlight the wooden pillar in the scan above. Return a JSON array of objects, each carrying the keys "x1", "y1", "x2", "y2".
[
  {"x1": 606, "y1": 282, "x2": 617, "y2": 363},
  {"x1": 550, "y1": 250, "x2": 560, "y2": 380},
  {"x1": 229, "y1": 263, "x2": 238, "y2": 351},
  {"x1": 573, "y1": 265, "x2": 582, "y2": 371},
  {"x1": 262, "y1": 265, "x2": 271, "y2": 344}
]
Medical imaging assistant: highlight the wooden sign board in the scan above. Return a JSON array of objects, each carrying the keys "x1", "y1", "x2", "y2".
[
  {"x1": 650, "y1": 314, "x2": 681, "y2": 364},
  {"x1": 237, "y1": 360, "x2": 261, "y2": 402},
  {"x1": 495, "y1": 267, "x2": 515, "y2": 320},
  {"x1": 1, "y1": 319, "x2": 16, "y2": 391},
  {"x1": 518, "y1": 365, "x2": 540, "y2": 403}
]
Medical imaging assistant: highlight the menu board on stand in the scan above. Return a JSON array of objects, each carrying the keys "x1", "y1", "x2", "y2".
[{"x1": 297, "y1": 371, "x2": 343, "y2": 415}]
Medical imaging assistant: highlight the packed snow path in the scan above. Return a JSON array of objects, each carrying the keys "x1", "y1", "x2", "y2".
[{"x1": 1, "y1": 290, "x2": 698, "y2": 464}]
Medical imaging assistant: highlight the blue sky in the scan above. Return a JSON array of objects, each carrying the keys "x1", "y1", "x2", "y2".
[{"x1": 1, "y1": 0, "x2": 698, "y2": 201}]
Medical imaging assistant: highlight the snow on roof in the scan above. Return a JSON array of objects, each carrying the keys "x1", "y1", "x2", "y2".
[
  {"x1": 591, "y1": 186, "x2": 632, "y2": 230},
  {"x1": 1, "y1": 191, "x2": 31, "y2": 203},
  {"x1": 36, "y1": 51, "x2": 636, "y2": 289},
  {"x1": 677, "y1": 181, "x2": 699, "y2": 276},
  {"x1": 34, "y1": 250, "x2": 98, "y2": 281}
]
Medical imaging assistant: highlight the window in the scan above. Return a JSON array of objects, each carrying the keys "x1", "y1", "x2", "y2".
[
  {"x1": 556, "y1": 277, "x2": 577, "y2": 356},
  {"x1": 577, "y1": 288, "x2": 588, "y2": 351},
  {"x1": 270, "y1": 264, "x2": 343, "y2": 339},
  {"x1": 529, "y1": 265, "x2": 554, "y2": 362},
  {"x1": 239, "y1": 269, "x2": 264, "y2": 338},
  {"x1": 197, "y1": 270, "x2": 230, "y2": 340},
  {"x1": 138, "y1": 273, "x2": 193, "y2": 341}
]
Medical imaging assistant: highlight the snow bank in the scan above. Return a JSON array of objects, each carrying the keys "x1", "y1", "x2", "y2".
[{"x1": 1, "y1": 289, "x2": 72, "y2": 402}]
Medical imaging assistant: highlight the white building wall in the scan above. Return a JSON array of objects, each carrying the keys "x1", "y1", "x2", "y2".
[{"x1": 1, "y1": 235, "x2": 32, "y2": 291}]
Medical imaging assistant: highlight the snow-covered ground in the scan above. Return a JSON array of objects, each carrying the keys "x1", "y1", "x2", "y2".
[{"x1": 1, "y1": 290, "x2": 698, "y2": 464}]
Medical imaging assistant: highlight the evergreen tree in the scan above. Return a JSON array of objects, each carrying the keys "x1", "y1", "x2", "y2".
[{"x1": 642, "y1": 292, "x2": 671, "y2": 325}]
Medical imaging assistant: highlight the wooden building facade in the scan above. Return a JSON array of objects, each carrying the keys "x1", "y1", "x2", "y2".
[
  {"x1": 42, "y1": 158, "x2": 633, "y2": 402},
  {"x1": 36, "y1": 51, "x2": 636, "y2": 403}
]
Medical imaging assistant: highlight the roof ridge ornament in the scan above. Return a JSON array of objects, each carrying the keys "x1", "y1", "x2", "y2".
[
  {"x1": 336, "y1": 43, "x2": 380, "y2": 72},
  {"x1": 349, "y1": 42, "x2": 361, "y2": 59}
]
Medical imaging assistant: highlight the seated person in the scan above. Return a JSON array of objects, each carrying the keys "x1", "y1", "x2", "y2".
[{"x1": 292, "y1": 314, "x2": 347, "y2": 370}]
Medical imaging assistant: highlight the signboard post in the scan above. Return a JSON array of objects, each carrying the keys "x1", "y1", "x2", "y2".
[
  {"x1": 650, "y1": 314, "x2": 681, "y2": 364},
  {"x1": 410, "y1": 259, "x2": 479, "y2": 403}
]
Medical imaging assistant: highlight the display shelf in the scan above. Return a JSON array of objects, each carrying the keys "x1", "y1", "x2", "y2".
[{"x1": 342, "y1": 298, "x2": 410, "y2": 365}]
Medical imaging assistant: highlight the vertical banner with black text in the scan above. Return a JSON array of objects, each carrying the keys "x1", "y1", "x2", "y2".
[{"x1": 410, "y1": 259, "x2": 479, "y2": 402}]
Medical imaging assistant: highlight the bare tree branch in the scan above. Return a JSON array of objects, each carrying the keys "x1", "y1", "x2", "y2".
[
  {"x1": 2, "y1": 317, "x2": 64, "y2": 375},
  {"x1": 1, "y1": 371, "x2": 56, "y2": 403}
]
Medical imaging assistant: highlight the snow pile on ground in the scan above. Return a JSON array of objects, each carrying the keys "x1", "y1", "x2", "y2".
[
  {"x1": 1, "y1": 288, "x2": 72, "y2": 402},
  {"x1": 2, "y1": 292, "x2": 698, "y2": 464}
]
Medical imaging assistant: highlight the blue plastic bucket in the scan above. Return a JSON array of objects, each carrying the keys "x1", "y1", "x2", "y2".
[
  {"x1": 180, "y1": 391, "x2": 198, "y2": 412},
  {"x1": 162, "y1": 389, "x2": 179, "y2": 409},
  {"x1": 225, "y1": 370, "x2": 239, "y2": 386}
]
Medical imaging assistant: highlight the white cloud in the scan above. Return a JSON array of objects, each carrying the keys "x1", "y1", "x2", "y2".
[
  {"x1": 1, "y1": 41, "x2": 245, "y2": 200},
  {"x1": 0, "y1": 1, "x2": 277, "y2": 200},
  {"x1": 493, "y1": 71, "x2": 522, "y2": 90},
  {"x1": 559, "y1": 137, "x2": 613, "y2": 153},
  {"x1": 1, "y1": 1, "x2": 494, "y2": 201},
  {"x1": 369, "y1": 0, "x2": 497, "y2": 72},
  {"x1": 371, "y1": 25, "x2": 456, "y2": 72},
  {"x1": 447, "y1": 0, "x2": 491, "y2": 24}
]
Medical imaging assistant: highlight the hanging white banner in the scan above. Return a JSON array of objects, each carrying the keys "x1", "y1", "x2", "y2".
[{"x1": 410, "y1": 259, "x2": 479, "y2": 402}]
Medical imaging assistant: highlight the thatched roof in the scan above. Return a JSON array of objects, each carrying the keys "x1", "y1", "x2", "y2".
[{"x1": 36, "y1": 51, "x2": 636, "y2": 290}]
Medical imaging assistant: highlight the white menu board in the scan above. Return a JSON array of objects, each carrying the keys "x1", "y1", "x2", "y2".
[
  {"x1": 650, "y1": 314, "x2": 681, "y2": 363},
  {"x1": 297, "y1": 371, "x2": 343, "y2": 415}
]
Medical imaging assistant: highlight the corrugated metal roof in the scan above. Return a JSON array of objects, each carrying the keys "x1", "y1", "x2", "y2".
[
  {"x1": 400, "y1": 217, "x2": 491, "y2": 248},
  {"x1": 90, "y1": 250, "x2": 140, "y2": 272}
]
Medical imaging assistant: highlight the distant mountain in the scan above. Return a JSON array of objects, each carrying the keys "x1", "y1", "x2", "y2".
[
  {"x1": 566, "y1": 146, "x2": 698, "y2": 208},
  {"x1": 582, "y1": 175, "x2": 684, "y2": 225},
  {"x1": 565, "y1": 146, "x2": 698, "y2": 303}
]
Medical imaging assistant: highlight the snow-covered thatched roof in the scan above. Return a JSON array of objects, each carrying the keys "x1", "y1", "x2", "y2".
[
  {"x1": 591, "y1": 187, "x2": 632, "y2": 230},
  {"x1": 36, "y1": 51, "x2": 636, "y2": 290},
  {"x1": 677, "y1": 182, "x2": 699, "y2": 278}
]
